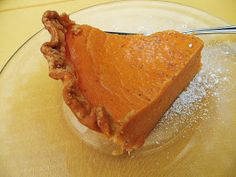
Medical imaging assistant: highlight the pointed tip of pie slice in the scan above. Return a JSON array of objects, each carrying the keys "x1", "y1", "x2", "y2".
[{"x1": 41, "y1": 10, "x2": 204, "y2": 153}]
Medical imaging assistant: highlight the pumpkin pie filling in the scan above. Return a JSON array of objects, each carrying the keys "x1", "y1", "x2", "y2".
[{"x1": 41, "y1": 11, "x2": 203, "y2": 152}]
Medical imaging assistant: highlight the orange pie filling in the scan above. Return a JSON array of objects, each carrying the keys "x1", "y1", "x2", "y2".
[{"x1": 41, "y1": 11, "x2": 203, "y2": 152}]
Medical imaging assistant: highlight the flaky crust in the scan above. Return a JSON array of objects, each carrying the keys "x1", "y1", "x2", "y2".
[{"x1": 40, "y1": 11, "x2": 114, "y2": 137}]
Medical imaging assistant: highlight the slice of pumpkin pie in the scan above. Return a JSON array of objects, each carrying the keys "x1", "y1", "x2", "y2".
[{"x1": 41, "y1": 11, "x2": 203, "y2": 152}]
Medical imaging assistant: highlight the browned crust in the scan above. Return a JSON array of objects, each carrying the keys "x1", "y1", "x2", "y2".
[{"x1": 40, "y1": 10, "x2": 114, "y2": 137}]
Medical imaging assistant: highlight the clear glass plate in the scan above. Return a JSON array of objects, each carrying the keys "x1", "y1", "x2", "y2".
[{"x1": 0, "y1": 1, "x2": 236, "y2": 177}]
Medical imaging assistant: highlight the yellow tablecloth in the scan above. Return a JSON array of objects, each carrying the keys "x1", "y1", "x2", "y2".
[{"x1": 0, "y1": 0, "x2": 236, "y2": 70}]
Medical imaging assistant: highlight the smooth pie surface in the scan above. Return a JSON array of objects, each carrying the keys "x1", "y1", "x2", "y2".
[
  {"x1": 66, "y1": 25, "x2": 203, "y2": 121},
  {"x1": 64, "y1": 24, "x2": 203, "y2": 149}
]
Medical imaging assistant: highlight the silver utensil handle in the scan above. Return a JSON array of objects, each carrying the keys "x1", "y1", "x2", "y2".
[
  {"x1": 106, "y1": 25, "x2": 236, "y2": 35},
  {"x1": 183, "y1": 25, "x2": 236, "y2": 35}
]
